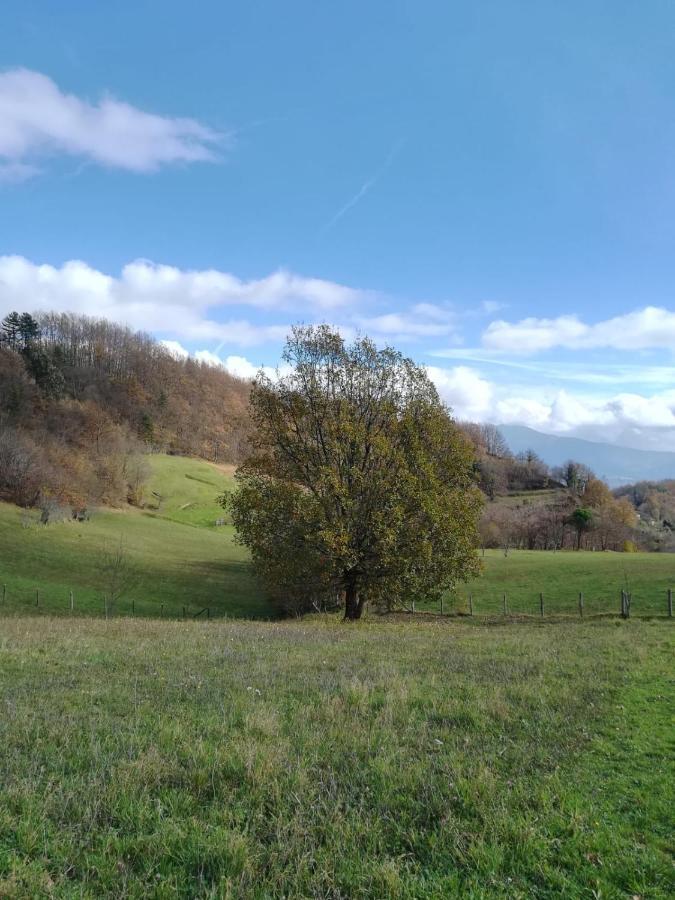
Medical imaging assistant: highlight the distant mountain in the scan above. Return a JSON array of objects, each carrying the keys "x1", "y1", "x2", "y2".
[{"x1": 500, "y1": 425, "x2": 675, "y2": 487}]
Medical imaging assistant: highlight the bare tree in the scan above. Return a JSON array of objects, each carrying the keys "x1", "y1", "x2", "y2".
[
  {"x1": 479, "y1": 424, "x2": 510, "y2": 457},
  {"x1": 98, "y1": 538, "x2": 137, "y2": 616}
]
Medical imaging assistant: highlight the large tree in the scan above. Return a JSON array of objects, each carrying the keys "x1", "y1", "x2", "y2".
[{"x1": 226, "y1": 325, "x2": 483, "y2": 620}]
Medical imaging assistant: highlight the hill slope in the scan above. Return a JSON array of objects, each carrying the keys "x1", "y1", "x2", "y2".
[
  {"x1": 0, "y1": 454, "x2": 273, "y2": 619},
  {"x1": 501, "y1": 425, "x2": 675, "y2": 486}
]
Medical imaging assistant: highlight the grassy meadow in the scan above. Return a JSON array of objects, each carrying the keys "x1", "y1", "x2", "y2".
[
  {"x1": 1, "y1": 455, "x2": 673, "y2": 896},
  {"x1": 437, "y1": 548, "x2": 675, "y2": 618},
  {"x1": 0, "y1": 455, "x2": 273, "y2": 620},
  {"x1": 0, "y1": 453, "x2": 672, "y2": 620},
  {"x1": 0, "y1": 455, "x2": 675, "y2": 618},
  {"x1": 0, "y1": 615, "x2": 672, "y2": 898}
]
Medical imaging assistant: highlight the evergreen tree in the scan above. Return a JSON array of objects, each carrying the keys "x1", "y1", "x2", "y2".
[
  {"x1": 18, "y1": 313, "x2": 41, "y2": 348},
  {"x1": 1, "y1": 312, "x2": 22, "y2": 349},
  {"x1": 21, "y1": 345, "x2": 66, "y2": 399}
]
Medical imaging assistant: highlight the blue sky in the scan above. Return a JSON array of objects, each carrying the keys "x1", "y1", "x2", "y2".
[{"x1": 1, "y1": 1, "x2": 675, "y2": 449}]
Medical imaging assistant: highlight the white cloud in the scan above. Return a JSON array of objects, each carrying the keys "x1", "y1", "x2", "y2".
[
  {"x1": 480, "y1": 300, "x2": 507, "y2": 315},
  {"x1": 428, "y1": 363, "x2": 675, "y2": 448},
  {"x1": 482, "y1": 306, "x2": 675, "y2": 354},
  {"x1": 192, "y1": 352, "x2": 291, "y2": 381},
  {"x1": 223, "y1": 354, "x2": 294, "y2": 380},
  {"x1": 426, "y1": 365, "x2": 493, "y2": 420},
  {"x1": 0, "y1": 68, "x2": 223, "y2": 176},
  {"x1": 160, "y1": 339, "x2": 189, "y2": 359},
  {"x1": 0, "y1": 255, "x2": 366, "y2": 345},
  {"x1": 194, "y1": 349, "x2": 225, "y2": 367},
  {"x1": 357, "y1": 303, "x2": 459, "y2": 341},
  {"x1": 221, "y1": 355, "x2": 264, "y2": 378}
]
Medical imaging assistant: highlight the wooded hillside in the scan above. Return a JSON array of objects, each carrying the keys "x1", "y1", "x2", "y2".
[{"x1": 0, "y1": 311, "x2": 250, "y2": 514}]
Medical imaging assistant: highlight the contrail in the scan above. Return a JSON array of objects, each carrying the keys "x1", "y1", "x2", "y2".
[{"x1": 320, "y1": 139, "x2": 404, "y2": 234}]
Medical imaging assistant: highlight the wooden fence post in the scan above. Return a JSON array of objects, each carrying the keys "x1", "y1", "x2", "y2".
[
  {"x1": 539, "y1": 592, "x2": 544, "y2": 617},
  {"x1": 621, "y1": 590, "x2": 628, "y2": 619},
  {"x1": 69, "y1": 590, "x2": 74, "y2": 612},
  {"x1": 132, "y1": 599, "x2": 135, "y2": 617},
  {"x1": 411, "y1": 599, "x2": 415, "y2": 614},
  {"x1": 578, "y1": 592, "x2": 584, "y2": 618},
  {"x1": 668, "y1": 588, "x2": 672, "y2": 618},
  {"x1": 35, "y1": 589, "x2": 39, "y2": 607},
  {"x1": 469, "y1": 593, "x2": 473, "y2": 616}
]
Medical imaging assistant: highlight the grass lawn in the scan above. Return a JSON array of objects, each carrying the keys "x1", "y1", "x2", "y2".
[
  {"x1": 0, "y1": 616, "x2": 672, "y2": 897},
  {"x1": 0, "y1": 456, "x2": 273, "y2": 620},
  {"x1": 433, "y1": 549, "x2": 675, "y2": 618}
]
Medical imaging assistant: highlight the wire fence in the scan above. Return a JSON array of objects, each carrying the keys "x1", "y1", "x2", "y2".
[
  {"x1": 0, "y1": 583, "x2": 212, "y2": 621},
  {"x1": 419, "y1": 587, "x2": 674, "y2": 619},
  {"x1": 0, "y1": 582, "x2": 673, "y2": 621}
]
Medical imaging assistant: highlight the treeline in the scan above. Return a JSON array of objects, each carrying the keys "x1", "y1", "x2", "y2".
[
  {"x1": 0, "y1": 311, "x2": 250, "y2": 516},
  {"x1": 461, "y1": 423, "x2": 649, "y2": 552},
  {"x1": 615, "y1": 479, "x2": 675, "y2": 551}
]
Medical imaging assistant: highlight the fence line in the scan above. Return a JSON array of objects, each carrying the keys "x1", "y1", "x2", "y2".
[
  {"x1": 0, "y1": 581, "x2": 673, "y2": 621},
  {"x1": 430, "y1": 587, "x2": 673, "y2": 620},
  {"x1": 0, "y1": 583, "x2": 211, "y2": 621}
]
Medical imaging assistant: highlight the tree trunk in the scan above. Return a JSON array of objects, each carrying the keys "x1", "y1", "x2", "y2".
[{"x1": 343, "y1": 583, "x2": 364, "y2": 621}]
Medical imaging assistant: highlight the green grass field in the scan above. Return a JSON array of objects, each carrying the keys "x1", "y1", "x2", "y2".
[
  {"x1": 0, "y1": 455, "x2": 273, "y2": 620},
  {"x1": 436, "y1": 548, "x2": 675, "y2": 618},
  {"x1": 144, "y1": 455, "x2": 235, "y2": 529},
  {"x1": 0, "y1": 616, "x2": 672, "y2": 897},
  {"x1": 0, "y1": 453, "x2": 673, "y2": 620},
  {"x1": 1, "y1": 458, "x2": 673, "y2": 895}
]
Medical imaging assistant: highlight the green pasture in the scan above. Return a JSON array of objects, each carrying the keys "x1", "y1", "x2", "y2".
[
  {"x1": 438, "y1": 548, "x2": 675, "y2": 618},
  {"x1": 0, "y1": 454, "x2": 672, "y2": 620},
  {"x1": 0, "y1": 456, "x2": 272, "y2": 620},
  {"x1": 0, "y1": 616, "x2": 671, "y2": 897}
]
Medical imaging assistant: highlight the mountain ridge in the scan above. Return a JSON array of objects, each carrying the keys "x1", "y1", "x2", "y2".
[{"x1": 500, "y1": 425, "x2": 675, "y2": 487}]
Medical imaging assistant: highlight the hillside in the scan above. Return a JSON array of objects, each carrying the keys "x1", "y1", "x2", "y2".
[
  {"x1": 0, "y1": 454, "x2": 273, "y2": 619},
  {"x1": 501, "y1": 425, "x2": 675, "y2": 487},
  {"x1": 0, "y1": 311, "x2": 251, "y2": 515}
]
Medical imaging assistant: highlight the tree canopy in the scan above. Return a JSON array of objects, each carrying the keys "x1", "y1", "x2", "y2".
[{"x1": 226, "y1": 325, "x2": 483, "y2": 619}]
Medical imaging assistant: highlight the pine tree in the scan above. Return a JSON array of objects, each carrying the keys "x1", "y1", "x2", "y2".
[
  {"x1": 1, "y1": 312, "x2": 22, "y2": 349},
  {"x1": 18, "y1": 313, "x2": 40, "y2": 348}
]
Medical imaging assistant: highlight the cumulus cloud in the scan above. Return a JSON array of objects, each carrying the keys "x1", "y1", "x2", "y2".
[
  {"x1": 427, "y1": 364, "x2": 675, "y2": 449},
  {"x1": 0, "y1": 255, "x2": 366, "y2": 345},
  {"x1": 482, "y1": 306, "x2": 675, "y2": 353},
  {"x1": 426, "y1": 365, "x2": 493, "y2": 420},
  {"x1": 0, "y1": 68, "x2": 223, "y2": 176},
  {"x1": 191, "y1": 351, "x2": 291, "y2": 381}
]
